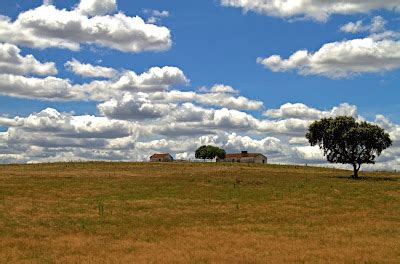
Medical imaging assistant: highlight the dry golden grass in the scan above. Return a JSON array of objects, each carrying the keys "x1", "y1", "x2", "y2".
[{"x1": 0, "y1": 162, "x2": 399, "y2": 263}]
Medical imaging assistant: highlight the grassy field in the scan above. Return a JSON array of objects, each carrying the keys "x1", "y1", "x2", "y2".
[{"x1": 0, "y1": 162, "x2": 399, "y2": 263}]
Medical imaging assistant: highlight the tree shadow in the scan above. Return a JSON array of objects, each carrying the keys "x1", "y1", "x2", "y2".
[{"x1": 332, "y1": 175, "x2": 399, "y2": 182}]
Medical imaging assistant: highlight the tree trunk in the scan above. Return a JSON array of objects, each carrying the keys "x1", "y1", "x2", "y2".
[{"x1": 352, "y1": 163, "x2": 360, "y2": 179}]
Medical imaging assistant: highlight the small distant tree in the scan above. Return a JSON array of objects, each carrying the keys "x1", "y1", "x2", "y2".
[
  {"x1": 195, "y1": 145, "x2": 226, "y2": 160},
  {"x1": 306, "y1": 116, "x2": 392, "y2": 179}
]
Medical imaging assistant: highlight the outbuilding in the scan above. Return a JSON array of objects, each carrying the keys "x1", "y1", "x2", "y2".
[
  {"x1": 150, "y1": 153, "x2": 174, "y2": 162},
  {"x1": 224, "y1": 151, "x2": 267, "y2": 164}
]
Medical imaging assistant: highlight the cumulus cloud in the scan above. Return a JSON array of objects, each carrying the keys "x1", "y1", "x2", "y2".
[
  {"x1": 0, "y1": 1, "x2": 172, "y2": 53},
  {"x1": 2, "y1": 108, "x2": 135, "y2": 139},
  {"x1": 221, "y1": 0, "x2": 400, "y2": 21},
  {"x1": 150, "y1": 90, "x2": 263, "y2": 110},
  {"x1": 0, "y1": 43, "x2": 57, "y2": 75},
  {"x1": 144, "y1": 9, "x2": 170, "y2": 24},
  {"x1": 0, "y1": 108, "x2": 139, "y2": 160},
  {"x1": 292, "y1": 146, "x2": 325, "y2": 163},
  {"x1": 135, "y1": 138, "x2": 197, "y2": 154},
  {"x1": 75, "y1": 66, "x2": 189, "y2": 101},
  {"x1": 199, "y1": 84, "x2": 239, "y2": 94},
  {"x1": 99, "y1": 94, "x2": 262, "y2": 129},
  {"x1": 257, "y1": 118, "x2": 311, "y2": 136},
  {"x1": 375, "y1": 115, "x2": 400, "y2": 145},
  {"x1": 98, "y1": 92, "x2": 174, "y2": 120},
  {"x1": 340, "y1": 20, "x2": 365, "y2": 34},
  {"x1": 83, "y1": 66, "x2": 188, "y2": 93},
  {"x1": 209, "y1": 108, "x2": 259, "y2": 129},
  {"x1": 0, "y1": 66, "x2": 189, "y2": 101},
  {"x1": 0, "y1": 74, "x2": 77, "y2": 100},
  {"x1": 0, "y1": 153, "x2": 28, "y2": 164},
  {"x1": 112, "y1": 67, "x2": 189, "y2": 92},
  {"x1": 76, "y1": 0, "x2": 117, "y2": 16},
  {"x1": 288, "y1": 137, "x2": 309, "y2": 145},
  {"x1": 65, "y1": 59, "x2": 117, "y2": 78},
  {"x1": 340, "y1": 16, "x2": 387, "y2": 33},
  {"x1": 150, "y1": 10, "x2": 170, "y2": 17},
  {"x1": 150, "y1": 104, "x2": 309, "y2": 137},
  {"x1": 264, "y1": 103, "x2": 358, "y2": 120},
  {"x1": 257, "y1": 37, "x2": 400, "y2": 78},
  {"x1": 224, "y1": 133, "x2": 285, "y2": 155}
]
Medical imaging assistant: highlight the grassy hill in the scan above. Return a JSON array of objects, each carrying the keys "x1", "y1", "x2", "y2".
[{"x1": 0, "y1": 162, "x2": 399, "y2": 263}]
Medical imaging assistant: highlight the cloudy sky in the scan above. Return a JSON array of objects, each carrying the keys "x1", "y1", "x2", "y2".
[{"x1": 0, "y1": 0, "x2": 399, "y2": 170}]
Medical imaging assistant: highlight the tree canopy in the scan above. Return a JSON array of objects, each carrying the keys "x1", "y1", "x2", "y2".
[
  {"x1": 306, "y1": 116, "x2": 392, "y2": 178},
  {"x1": 195, "y1": 145, "x2": 226, "y2": 160}
]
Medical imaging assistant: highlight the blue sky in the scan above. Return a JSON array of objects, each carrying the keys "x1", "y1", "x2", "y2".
[
  {"x1": 0, "y1": 0, "x2": 399, "y2": 169},
  {"x1": 1, "y1": 0, "x2": 400, "y2": 119}
]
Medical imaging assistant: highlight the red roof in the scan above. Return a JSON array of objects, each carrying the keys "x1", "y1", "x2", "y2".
[
  {"x1": 150, "y1": 153, "x2": 171, "y2": 159},
  {"x1": 225, "y1": 153, "x2": 264, "y2": 159}
]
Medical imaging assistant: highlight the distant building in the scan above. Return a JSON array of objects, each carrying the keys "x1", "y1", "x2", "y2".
[
  {"x1": 150, "y1": 153, "x2": 174, "y2": 162},
  {"x1": 189, "y1": 157, "x2": 219, "y2": 163},
  {"x1": 224, "y1": 151, "x2": 267, "y2": 164}
]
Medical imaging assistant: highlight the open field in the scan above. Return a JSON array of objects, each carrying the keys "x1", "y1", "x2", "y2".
[{"x1": 0, "y1": 162, "x2": 399, "y2": 263}]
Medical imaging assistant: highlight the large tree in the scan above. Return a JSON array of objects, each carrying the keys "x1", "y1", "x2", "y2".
[
  {"x1": 195, "y1": 145, "x2": 226, "y2": 160},
  {"x1": 306, "y1": 116, "x2": 392, "y2": 178}
]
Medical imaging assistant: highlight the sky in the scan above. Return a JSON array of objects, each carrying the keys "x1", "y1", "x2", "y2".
[{"x1": 0, "y1": 0, "x2": 399, "y2": 170}]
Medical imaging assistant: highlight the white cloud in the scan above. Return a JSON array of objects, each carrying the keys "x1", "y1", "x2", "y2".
[
  {"x1": 0, "y1": 108, "x2": 139, "y2": 158},
  {"x1": 210, "y1": 108, "x2": 259, "y2": 129},
  {"x1": 135, "y1": 138, "x2": 197, "y2": 154},
  {"x1": 293, "y1": 146, "x2": 325, "y2": 163},
  {"x1": 98, "y1": 94, "x2": 261, "y2": 129},
  {"x1": 340, "y1": 16, "x2": 387, "y2": 33},
  {"x1": 76, "y1": 0, "x2": 117, "y2": 16},
  {"x1": 265, "y1": 103, "x2": 324, "y2": 120},
  {"x1": 199, "y1": 84, "x2": 239, "y2": 94},
  {"x1": 221, "y1": 0, "x2": 400, "y2": 22},
  {"x1": 257, "y1": 118, "x2": 311, "y2": 136},
  {"x1": 76, "y1": 66, "x2": 189, "y2": 101},
  {"x1": 0, "y1": 66, "x2": 189, "y2": 101},
  {"x1": 375, "y1": 115, "x2": 400, "y2": 145},
  {"x1": 257, "y1": 37, "x2": 400, "y2": 78},
  {"x1": 98, "y1": 92, "x2": 174, "y2": 120},
  {"x1": 144, "y1": 9, "x2": 170, "y2": 24},
  {"x1": 150, "y1": 90, "x2": 263, "y2": 110},
  {"x1": 151, "y1": 10, "x2": 170, "y2": 17},
  {"x1": 340, "y1": 20, "x2": 366, "y2": 34},
  {"x1": 0, "y1": 74, "x2": 77, "y2": 100},
  {"x1": 65, "y1": 59, "x2": 117, "y2": 78},
  {"x1": 224, "y1": 133, "x2": 284, "y2": 155},
  {"x1": 3, "y1": 108, "x2": 135, "y2": 139},
  {"x1": 0, "y1": 43, "x2": 57, "y2": 75},
  {"x1": 0, "y1": 2, "x2": 172, "y2": 53},
  {"x1": 264, "y1": 103, "x2": 358, "y2": 120},
  {"x1": 0, "y1": 154, "x2": 28, "y2": 164},
  {"x1": 175, "y1": 152, "x2": 194, "y2": 160},
  {"x1": 289, "y1": 137, "x2": 309, "y2": 145},
  {"x1": 370, "y1": 16, "x2": 388, "y2": 33},
  {"x1": 154, "y1": 105, "x2": 309, "y2": 137},
  {"x1": 43, "y1": 0, "x2": 53, "y2": 6},
  {"x1": 98, "y1": 66, "x2": 188, "y2": 92}
]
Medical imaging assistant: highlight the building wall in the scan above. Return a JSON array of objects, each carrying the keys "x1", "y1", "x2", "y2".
[
  {"x1": 240, "y1": 157, "x2": 256, "y2": 163},
  {"x1": 224, "y1": 158, "x2": 240, "y2": 163},
  {"x1": 254, "y1": 155, "x2": 267, "y2": 164},
  {"x1": 223, "y1": 155, "x2": 267, "y2": 164},
  {"x1": 150, "y1": 156, "x2": 173, "y2": 162}
]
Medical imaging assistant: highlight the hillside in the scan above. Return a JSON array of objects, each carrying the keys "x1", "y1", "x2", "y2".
[{"x1": 0, "y1": 162, "x2": 399, "y2": 263}]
